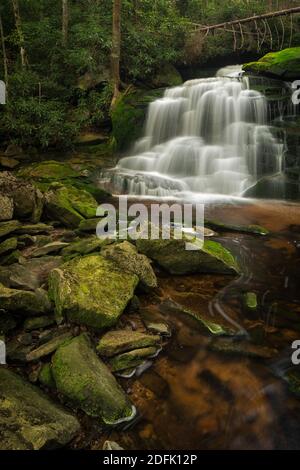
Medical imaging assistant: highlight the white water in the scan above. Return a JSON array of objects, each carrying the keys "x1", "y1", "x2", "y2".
[{"x1": 105, "y1": 66, "x2": 284, "y2": 198}]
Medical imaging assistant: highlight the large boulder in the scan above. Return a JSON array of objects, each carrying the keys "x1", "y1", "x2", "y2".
[
  {"x1": 18, "y1": 160, "x2": 79, "y2": 180},
  {"x1": 0, "y1": 283, "x2": 51, "y2": 315},
  {"x1": 0, "y1": 368, "x2": 80, "y2": 450},
  {"x1": 48, "y1": 254, "x2": 139, "y2": 328},
  {"x1": 243, "y1": 47, "x2": 300, "y2": 80},
  {"x1": 51, "y1": 334, "x2": 135, "y2": 424},
  {"x1": 0, "y1": 193, "x2": 13, "y2": 221},
  {"x1": 0, "y1": 172, "x2": 43, "y2": 223},
  {"x1": 101, "y1": 241, "x2": 157, "y2": 289},
  {"x1": 45, "y1": 184, "x2": 99, "y2": 228},
  {"x1": 136, "y1": 238, "x2": 240, "y2": 275}
]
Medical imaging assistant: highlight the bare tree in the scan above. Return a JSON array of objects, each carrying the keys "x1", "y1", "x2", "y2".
[
  {"x1": 111, "y1": 0, "x2": 122, "y2": 108},
  {"x1": 62, "y1": 0, "x2": 69, "y2": 47},
  {"x1": 11, "y1": 0, "x2": 28, "y2": 67},
  {"x1": 0, "y1": 13, "x2": 8, "y2": 88}
]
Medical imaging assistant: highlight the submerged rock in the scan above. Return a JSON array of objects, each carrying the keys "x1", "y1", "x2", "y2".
[
  {"x1": 209, "y1": 337, "x2": 278, "y2": 359},
  {"x1": 136, "y1": 238, "x2": 240, "y2": 275},
  {"x1": 48, "y1": 254, "x2": 139, "y2": 328},
  {"x1": 51, "y1": 334, "x2": 135, "y2": 424},
  {"x1": 0, "y1": 368, "x2": 80, "y2": 450},
  {"x1": 109, "y1": 346, "x2": 159, "y2": 372},
  {"x1": 0, "y1": 283, "x2": 51, "y2": 315},
  {"x1": 101, "y1": 241, "x2": 158, "y2": 289},
  {"x1": 140, "y1": 308, "x2": 172, "y2": 337},
  {"x1": 205, "y1": 219, "x2": 269, "y2": 236},
  {"x1": 97, "y1": 330, "x2": 161, "y2": 357}
]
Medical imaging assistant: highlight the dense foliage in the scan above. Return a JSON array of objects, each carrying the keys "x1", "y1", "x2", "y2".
[{"x1": 0, "y1": 0, "x2": 299, "y2": 149}]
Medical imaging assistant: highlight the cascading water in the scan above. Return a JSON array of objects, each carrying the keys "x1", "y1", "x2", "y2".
[{"x1": 104, "y1": 66, "x2": 284, "y2": 198}]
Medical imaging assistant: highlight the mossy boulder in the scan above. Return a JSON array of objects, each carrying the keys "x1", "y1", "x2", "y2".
[
  {"x1": 0, "y1": 283, "x2": 51, "y2": 316},
  {"x1": 243, "y1": 48, "x2": 300, "y2": 80},
  {"x1": 48, "y1": 254, "x2": 139, "y2": 328},
  {"x1": 51, "y1": 334, "x2": 135, "y2": 424},
  {"x1": 45, "y1": 184, "x2": 99, "y2": 228},
  {"x1": 0, "y1": 368, "x2": 80, "y2": 450},
  {"x1": 111, "y1": 88, "x2": 164, "y2": 151},
  {"x1": 18, "y1": 161, "x2": 79, "y2": 180},
  {"x1": 101, "y1": 241, "x2": 158, "y2": 289},
  {"x1": 136, "y1": 238, "x2": 240, "y2": 275},
  {"x1": 97, "y1": 330, "x2": 161, "y2": 357}
]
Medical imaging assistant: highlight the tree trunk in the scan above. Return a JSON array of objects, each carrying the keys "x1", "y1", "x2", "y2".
[
  {"x1": 62, "y1": 0, "x2": 69, "y2": 47},
  {"x1": 111, "y1": 0, "x2": 122, "y2": 109},
  {"x1": 11, "y1": 0, "x2": 28, "y2": 68},
  {"x1": 0, "y1": 14, "x2": 8, "y2": 88}
]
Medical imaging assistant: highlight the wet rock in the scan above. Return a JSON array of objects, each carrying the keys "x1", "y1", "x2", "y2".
[
  {"x1": 244, "y1": 292, "x2": 258, "y2": 310},
  {"x1": 0, "y1": 283, "x2": 51, "y2": 316},
  {"x1": 160, "y1": 299, "x2": 236, "y2": 336},
  {"x1": 26, "y1": 331, "x2": 73, "y2": 362},
  {"x1": 205, "y1": 219, "x2": 269, "y2": 236},
  {"x1": 109, "y1": 346, "x2": 159, "y2": 372},
  {"x1": 0, "y1": 256, "x2": 62, "y2": 291},
  {"x1": 31, "y1": 241, "x2": 69, "y2": 258},
  {"x1": 97, "y1": 330, "x2": 161, "y2": 357},
  {"x1": 0, "y1": 368, "x2": 80, "y2": 450},
  {"x1": 45, "y1": 184, "x2": 99, "y2": 228},
  {"x1": 102, "y1": 241, "x2": 158, "y2": 290},
  {"x1": 51, "y1": 334, "x2": 135, "y2": 424},
  {"x1": 0, "y1": 237, "x2": 18, "y2": 256},
  {"x1": 209, "y1": 338, "x2": 278, "y2": 359},
  {"x1": 0, "y1": 194, "x2": 13, "y2": 221},
  {"x1": 24, "y1": 315, "x2": 55, "y2": 331},
  {"x1": 0, "y1": 172, "x2": 43, "y2": 223},
  {"x1": 136, "y1": 238, "x2": 240, "y2": 275},
  {"x1": 243, "y1": 47, "x2": 300, "y2": 80},
  {"x1": 48, "y1": 254, "x2": 138, "y2": 329},
  {"x1": 140, "y1": 309, "x2": 171, "y2": 337}
]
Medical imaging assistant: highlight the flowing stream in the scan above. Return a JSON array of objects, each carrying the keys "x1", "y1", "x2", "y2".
[{"x1": 107, "y1": 66, "x2": 284, "y2": 198}]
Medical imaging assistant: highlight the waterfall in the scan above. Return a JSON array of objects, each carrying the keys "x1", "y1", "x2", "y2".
[{"x1": 105, "y1": 66, "x2": 284, "y2": 198}]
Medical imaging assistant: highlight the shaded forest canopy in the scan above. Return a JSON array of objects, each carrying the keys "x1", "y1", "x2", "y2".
[{"x1": 0, "y1": 0, "x2": 299, "y2": 149}]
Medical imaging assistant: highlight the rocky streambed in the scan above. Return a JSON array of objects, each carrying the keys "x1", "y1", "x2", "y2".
[{"x1": 0, "y1": 159, "x2": 300, "y2": 450}]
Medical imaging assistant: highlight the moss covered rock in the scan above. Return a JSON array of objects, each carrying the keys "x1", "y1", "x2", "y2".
[
  {"x1": 24, "y1": 315, "x2": 55, "y2": 331},
  {"x1": 101, "y1": 241, "x2": 157, "y2": 289},
  {"x1": 51, "y1": 334, "x2": 135, "y2": 424},
  {"x1": 109, "y1": 346, "x2": 158, "y2": 372},
  {"x1": 45, "y1": 184, "x2": 99, "y2": 228},
  {"x1": 243, "y1": 48, "x2": 300, "y2": 80},
  {"x1": 0, "y1": 193, "x2": 13, "y2": 221},
  {"x1": 0, "y1": 368, "x2": 80, "y2": 450},
  {"x1": 97, "y1": 330, "x2": 161, "y2": 357},
  {"x1": 136, "y1": 237, "x2": 240, "y2": 275},
  {"x1": 61, "y1": 236, "x2": 107, "y2": 257},
  {"x1": 18, "y1": 161, "x2": 79, "y2": 180},
  {"x1": 111, "y1": 88, "x2": 164, "y2": 151},
  {"x1": 0, "y1": 237, "x2": 18, "y2": 256},
  {"x1": 0, "y1": 283, "x2": 51, "y2": 316},
  {"x1": 48, "y1": 254, "x2": 139, "y2": 328},
  {"x1": 39, "y1": 363, "x2": 56, "y2": 388},
  {"x1": 0, "y1": 220, "x2": 21, "y2": 238}
]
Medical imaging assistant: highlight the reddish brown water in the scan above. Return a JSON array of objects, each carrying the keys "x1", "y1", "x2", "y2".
[{"x1": 79, "y1": 199, "x2": 300, "y2": 450}]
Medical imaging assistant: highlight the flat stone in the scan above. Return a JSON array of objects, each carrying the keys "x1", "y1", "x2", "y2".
[
  {"x1": 24, "y1": 315, "x2": 55, "y2": 331},
  {"x1": 0, "y1": 368, "x2": 80, "y2": 450},
  {"x1": 26, "y1": 331, "x2": 73, "y2": 362},
  {"x1": 0, "y1": 220, "x2": 21, "y2": 238},
  {"x1": 97, "y1": 330, "x2": 161, "y2": 357},
  {"x1": 51, "y1": 334, "x2": 135, "y2": 424},
  {"x1": 0, "y1": 283, "x2": 51, "y2": 316},
  {"x1": 0, "y1": 237, "x2": 18, "y2": 256},
  {"x1": 209, "y1": 338, "x2": 278, "y2": 359},
  {"x1": 31, "y1": 241, "x2": 69, "y2": 257},
  {"x1": 109, "y1": 346, "x2": 159, "y2": 372}
]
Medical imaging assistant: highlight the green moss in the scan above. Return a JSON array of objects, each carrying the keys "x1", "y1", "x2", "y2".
[
  {"x1": 109, "y1": 346, "x2": 158, "y2": 372},
  {"x1": 51, "y1": 334, "x2": 134, "y2": 424},
  {"x1": 0, "y1": 220, "x2": 21, "y2": 238},
  {"x1": 18, "y1": 161, "x2": 79, "y2": 180},
  {"x1": 202, "y1": 240, "x2": 240, "y2": 273},
  {"x1": 243, "y1": 47, "x2": 300, "y2": 80},
  {"x1": 97, "y1": 330, "x2": 161, "y2": 357},
  {"x1": 0, "y1": 283, "x2": 51, "y2": 315},
  {"x1": 0, "y1": 237, "x2": 18, "y2": 256},
  {"x1": 39, "y1": 363, "x2": 56, "y2": 388},
  {"x1": 111, "y1": 88, "x2": 164, "y2": 151}
]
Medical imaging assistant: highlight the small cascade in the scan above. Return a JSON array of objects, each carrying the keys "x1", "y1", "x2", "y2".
[{"x1": 103, "y1": 66, "x2": 285, "y2": 198}]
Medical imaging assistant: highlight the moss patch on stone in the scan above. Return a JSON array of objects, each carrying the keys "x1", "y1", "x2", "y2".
[
  {"x1": 243, "y1": 48, "x2": 300, "y2": 80},
  {"x1": 48, "y1": 254, "x2": 139, "y2": 329},
  {"x1": 97, "y1": 330, "x2": 161, "y2": 357}
]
